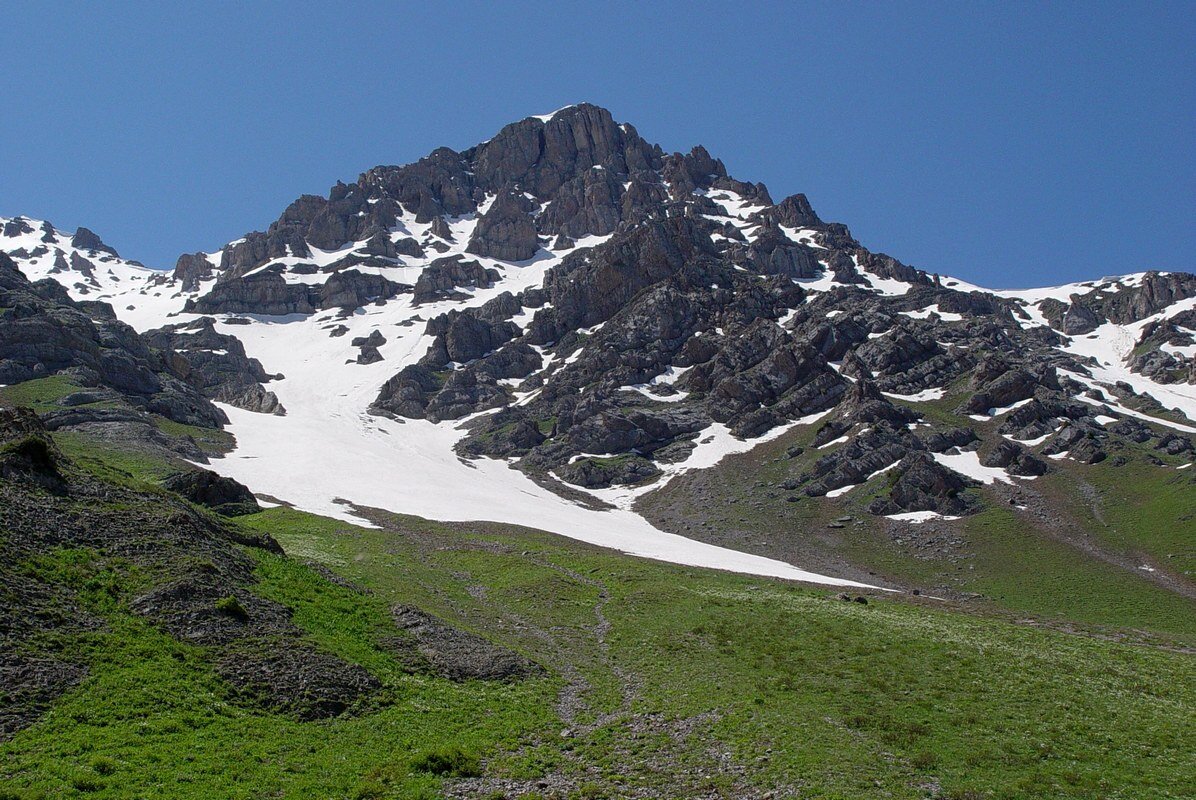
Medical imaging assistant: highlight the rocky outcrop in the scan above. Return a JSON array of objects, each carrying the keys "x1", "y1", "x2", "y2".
[
  {"x1": 412, "y1": 257, "x2": 499, "y2": 305},
  {"x1": 142, "y1": 317, "x2": 285, "y2": 415},
  {"x1": 537, "y1": 166, "x2": 626, "y2": 239},
  {"x1": 463, "y1": 190, "x2": 539, "y2": 262},
  {"x1": 370, "y1": 365, "x2": 445, "y2": 420},
  {"x1": 813, "y1": 379, "x2": 920, "y2": 446},
  {"x1": 982, "y1": 441, "x2": 1049, "y2": 476},
  {"x1": 688, "y1": 322, "x2": 846, "y2": 435},
  {"x1": 187, "y1": 268, "x2": 316, "y2": 316},
  {"x1": 800, "y1": 423, "x2": 918, "y2": 498},
  {"x1": 70, "y1": 227, "x2": 118, "y2": 256},
  {"x1": 1107, "y1": 273, "x2": 1196, "y2": 323},
  {"x1": 733, "y1": 222, "x2": 821, "y2": 279},
  {"x1": 1043, "y1": 423, "x2": 1107, "y2": 464},
  {"x1": 1039, "y1": 297, "x2": 1103, "y2": 335},
  {"x1": 961, "y1": 360, "x2": 1058, "y2": 416},
  {"x1": 163, "y1": 469, "x2": 262, "y2": 516},
  {"x1": 351, "y1": 330, "x2": 387, "y2": 365},
  {"x1": 528, "y1": 217, "x2": 720, "y2": 343},
  {"x1": 868, "y1": 451, "x2": 979, "y2": 516},
  {"x1": 0, "y1": 252, "x2": 225, "y2": 429},
  {"x1": 556, "y1": 454, "x2": 661, "y2": 489},
  {"x1": 318, "y1": 269, "x2": 407, "y2": 310},
  {"x1": 174, "y1": 252, "x2": 215, "y2": 291},
  {"x1": 421, "y1": 310, "x2": 519, "y2": 365},
  {"x1": 748, "y1": 193, "x2": 821, "y2": 229},
  {"x1": 470, "y1": 103, "x2": 659, "y2": 199}
]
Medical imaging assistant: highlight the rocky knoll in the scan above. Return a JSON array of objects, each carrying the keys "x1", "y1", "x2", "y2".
[
  {"x1": 0, "y1": 252, "x2": 226, "y2": 444},
  {"x1": 0, "y1": 409, "x2": 376, "y2": 730},
  {"x1": 0, "y1": 408, "x2": 542, "y2": 736}
]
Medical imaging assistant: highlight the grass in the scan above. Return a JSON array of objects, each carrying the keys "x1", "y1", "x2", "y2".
[
  {"x1": 638, "y1": 389, "x2": 1196, "y2": 647},
  {"x1": 4, "y1": 500, "x2": 1194, "y2": 798},
  {"x1": 1, "y1": 535, "x2": 554, "y2": 800},
  {"x1": 2, "y1": 421, "x2": 1194, "y2": 798},
  {"x1": 1055, "y1": 459, "x2": 1196, "y2": 577},
  {"x1": 52, "y1": 431, "x2": 182, "y2": 484},
  {"x1": 150, "y1": 416, "x2": 234, "y2": 455},
  {"x1": 0, "y1": 376, "x2": 84, "y2": 412},
  {"x1": 238, "y1": 506, "x2": 1195, "y2": 798},
  {"x1": 955, "y1": 506, "x2": 1196, "y2": 640}
]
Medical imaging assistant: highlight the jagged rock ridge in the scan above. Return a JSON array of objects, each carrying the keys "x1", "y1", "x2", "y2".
[{"x1": 2, "y1": 103, "x2": 1193, "y2": 529}]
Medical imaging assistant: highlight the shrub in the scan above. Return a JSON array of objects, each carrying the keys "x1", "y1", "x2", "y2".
[
  {"x1": 90, "y1": 755, "x2": 117, "y2": 776},
  {"x1": 409, "y1": 746, "x2": 481, "y2": 777},
  {"x1": 215, "y1": 595, "x2": 248, "y2": 619}
]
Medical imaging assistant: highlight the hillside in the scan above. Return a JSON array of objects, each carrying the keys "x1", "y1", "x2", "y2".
[{"x1": 0, "y1": 411, "x2": 1192, "y2": 799}]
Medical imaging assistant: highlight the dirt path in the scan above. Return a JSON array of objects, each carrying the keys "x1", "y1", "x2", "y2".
[
  {"x1": 443, "y1": 552, "x2": 777, "y2": 799},
  {"x1": 526, "y1": 557, "x2": 639, "y2": 731}
]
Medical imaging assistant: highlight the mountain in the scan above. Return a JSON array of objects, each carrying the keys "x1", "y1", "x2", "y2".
[
  {"x1": 2, "y1": 102, "x2": 1194, "y2": 590},
  {"x1": 2, "y1": 103, "x2": 1194, "y2": 799}
]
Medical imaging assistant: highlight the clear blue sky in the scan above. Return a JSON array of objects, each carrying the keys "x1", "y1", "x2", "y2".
[{"x1": 1, "y1": 1, "x2": 1192, "y2": 288}]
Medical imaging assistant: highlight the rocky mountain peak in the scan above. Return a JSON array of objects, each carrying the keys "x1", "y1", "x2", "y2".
[
  {"x1": 470, "y1": 102, "x2": 661, "y2": 197},
  {"x1": 3, "y1": 106, "x2": 1193, "y2": 555}
]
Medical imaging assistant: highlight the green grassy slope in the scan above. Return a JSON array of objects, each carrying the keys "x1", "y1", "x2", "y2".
[
  {"x1": 638, "y1": 390, "x2": 1196, "y2": 646},
  {"x1": 2, "y1": 426, "x2": 1193, "y2": 799},
  {"x1": 7, "y1": 504, "x2": 1193, "y2": 798}
]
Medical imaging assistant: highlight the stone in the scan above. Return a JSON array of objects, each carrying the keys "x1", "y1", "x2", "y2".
[
  {"x1": 465, "y1": 190, "x2": 540, "y2": 261},
  {"x1": 70, "y1": 227, "x2": 118, "y2": 256},
  {"x1": 163, "y1": 469, "x2": 261, "y2": 516}
]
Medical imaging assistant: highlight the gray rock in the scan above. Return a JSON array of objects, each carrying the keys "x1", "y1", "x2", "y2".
[
  {"x1": 163, "y1": 469, "x2": 261, "y2": 516},
  {"x1": 465, "y1": 190, "x2": 540, "y2": 262},
  {"x1": 70, "y1": 227, "x2": 118, "y2": 256}
]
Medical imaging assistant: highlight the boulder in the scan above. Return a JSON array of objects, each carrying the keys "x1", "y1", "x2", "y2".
[{"x1": 163, "y1": 469, "x2": 261, "y2": 516}]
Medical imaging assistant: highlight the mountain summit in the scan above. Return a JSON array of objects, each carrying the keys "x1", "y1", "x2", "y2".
[{"x1": 2, "y1": 103, "x2": 1194, "y2": 587}]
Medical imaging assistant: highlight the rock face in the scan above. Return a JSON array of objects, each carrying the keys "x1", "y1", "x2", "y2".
[
  {"x1": 961, "y1": 360, "x2": 1057, "y2": 416},
  {"x1": 70, "y1": 227, "x2": 118, "y2": 256},
  {"x1": 412, "y1": 257, "x2": 499, "y2": 305},
  {"x1": 0, "y1": 252, "x2": 225, "y2": 430},
  {"x1": 174, "y1": 252, "x2": 215, "y2": 291},
  {"x1": 142, "y1": 317, "x2": 285, "y2": 415},
  {"x1": 868, "y1": 452, "x2": 979, "y2": 516},
  {"x1": 466, "y1": 190, "x2": 540, "y2": 261},
  {"x1": 982, "y1": 441, "x2": 1048, "y2": 476},
  {"x1": 163, "y1": 469, "x2": 262, "y2": 516},
  {"x1": 186, "y1": 268, "x2": 316, "y2": 316},
  {"x1": 319, "y1": 269, "x2": 407, "y2": 309},
  {"x1": 471, "y1": 104, "x2": 659, "y2": 199}
]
